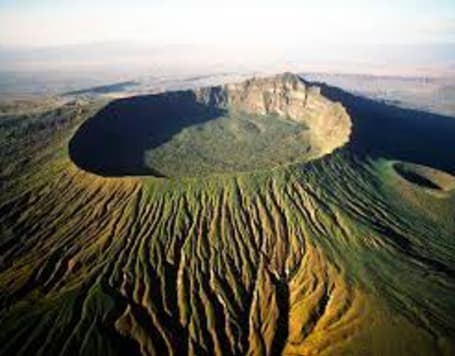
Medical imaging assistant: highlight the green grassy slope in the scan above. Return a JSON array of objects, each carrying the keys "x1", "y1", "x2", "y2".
[{"x1": 1, "y1": 82, "x2": 455, "y2": 356}]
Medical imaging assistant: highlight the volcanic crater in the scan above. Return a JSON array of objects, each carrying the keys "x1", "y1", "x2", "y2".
[{"x1": 69, "y1": 73, "x2": 351, "y2": 177}]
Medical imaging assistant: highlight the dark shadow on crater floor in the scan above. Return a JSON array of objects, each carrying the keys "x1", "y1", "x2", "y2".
[
  {"x1": 393, "y1": 163, "x2": 442, "y2": 190},
  {"x1": 312, "y1": 81, "x2": 455, "y2": 175},
  {"x1": 69, "y1": 91, "x2": 226, "y2": 177}
]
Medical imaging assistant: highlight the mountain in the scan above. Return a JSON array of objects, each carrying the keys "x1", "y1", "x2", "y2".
[{"x1": 1, "y1": 73, "x2": 455, "y2": 356}]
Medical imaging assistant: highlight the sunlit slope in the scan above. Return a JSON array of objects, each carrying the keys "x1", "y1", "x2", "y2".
[{"x1": 1, "y1": 77, "x2": 455, "y2": 356}]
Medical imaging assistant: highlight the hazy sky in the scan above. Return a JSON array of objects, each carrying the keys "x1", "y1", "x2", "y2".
[{"x1": 1, "y1": 0, "x2": 454, "y2": 48}]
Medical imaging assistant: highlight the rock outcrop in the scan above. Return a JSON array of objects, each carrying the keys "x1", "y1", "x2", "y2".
[{"x1": 195, "y1": 72, "x2": 352, "y2": 156}]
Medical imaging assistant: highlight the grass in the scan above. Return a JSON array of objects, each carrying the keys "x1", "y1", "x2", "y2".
[{"x1": 145, "y1": 110, "x2": 314, "y2": 177}]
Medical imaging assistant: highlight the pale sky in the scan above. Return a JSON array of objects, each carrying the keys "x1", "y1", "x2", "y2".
[{"x1": 0, "y1": 0, "x2": 454, "y2": 48}]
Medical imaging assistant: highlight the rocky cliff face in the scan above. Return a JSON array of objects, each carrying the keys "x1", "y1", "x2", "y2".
[{"x1": 195, "y1": 72, "x2": 352, "y2": 157}]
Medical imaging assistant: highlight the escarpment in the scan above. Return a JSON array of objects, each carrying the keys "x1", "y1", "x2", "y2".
[{"x1": 196, "y1": 72, "x2": 352, "y2": 156}]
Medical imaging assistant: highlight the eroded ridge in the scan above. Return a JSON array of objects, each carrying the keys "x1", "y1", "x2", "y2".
[
  {"x1": 0, "y1": 164, "x2": 377, "y2": 356},
  {"x1": 2, "y1": 154, "x2": 455, "y2": 356}
]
